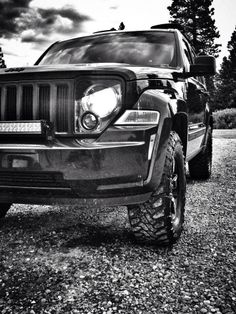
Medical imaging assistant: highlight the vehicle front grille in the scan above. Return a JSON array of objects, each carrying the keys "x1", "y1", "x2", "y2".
[
  {"x1": 0, "y1": 171, "x2": 69, "y2": 188},
  {"x1": 0, "y1": 81, "x2": 73, "y2": 133}
]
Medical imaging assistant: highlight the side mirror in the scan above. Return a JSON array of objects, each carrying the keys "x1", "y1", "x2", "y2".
[
  {"x1": 172, "y1": 55, "x2": 216, "y2": 80},
  {"x1": 190, "y1": 55, "x2": 216, "y2": 76}
]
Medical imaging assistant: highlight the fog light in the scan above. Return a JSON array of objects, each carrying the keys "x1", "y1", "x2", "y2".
[{"x1": 81, "y1": 112, "x2": 98, "y2": 130}]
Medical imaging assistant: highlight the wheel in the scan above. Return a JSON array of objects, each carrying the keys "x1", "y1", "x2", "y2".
[
  {"x1": 128, "y1": 132, "x2": 186, "y2": 245},
  {"x1": 0, "y1": 203, "x2": 12, "y2": 219},
  {"x1": 189, "y1": 128, "x2": 212, "y2": 180}
]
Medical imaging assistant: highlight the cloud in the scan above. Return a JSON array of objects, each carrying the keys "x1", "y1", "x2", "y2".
[
  {"x1": 0, "y1": 0, "x2": 90, "y2": 44},
  {"x1": 21, "y1": 30, "x2": 48, "y2": 44},
  {"x1": 0, "y1": 0, "x2": 31, "y2": 38},
  {"x1": 37, "y1": 7, "x2": 90, "y2": 35},
  {"x1": 109, "y1": 6, "x2": 118, "y2": 10}
]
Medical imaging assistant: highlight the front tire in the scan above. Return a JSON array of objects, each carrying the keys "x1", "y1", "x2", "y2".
[
  {"x1": 0, "y1": 203, "x2": 12, "y2": 219},
  {"x1": 128, "y1": 132, "x2": 186, "y2": 245}
]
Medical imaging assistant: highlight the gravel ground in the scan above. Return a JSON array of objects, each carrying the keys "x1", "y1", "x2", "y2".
[{"x1": 0, "y1": 129, "x2": 235, "y2": 314}]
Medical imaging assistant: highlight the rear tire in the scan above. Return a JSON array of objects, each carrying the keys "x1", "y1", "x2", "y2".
[
  {"x1": 0, "y1": 203, "x2": 12, "y2": 219},
  {"x1": 189, "y1": 128, "x2": 212, "y2": 180},
  {"x1": 128, "y1": 132, "x2": 186, "y2": 245}
]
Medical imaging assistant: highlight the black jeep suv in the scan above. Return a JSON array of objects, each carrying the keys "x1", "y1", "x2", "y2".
[{"x1": 0, "y1": 24, "x2": 216, "y2": 245}]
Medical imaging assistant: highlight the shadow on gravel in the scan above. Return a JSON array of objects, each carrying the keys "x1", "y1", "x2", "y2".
[
  {"x1": 185, "y1": 172, "x2": 212, "y2": 185},
  {"x1": 2, "y1": 206, "x2": 125, "y2": 231},
  {"x1": 61, "y1": 230, "x2": 170, "y2": 256},
  {"x1": 58, "y1": 221, "x2": 171, "y2": 254},
  {"x1": 2, "y1": 206, "x2": 138, "y2": 250},
  {"x1": 63, "y1": 225, "x2": 133, "y2": 249},
  {"x1": 2, "y1": 206, "x2": 174, "y2": 254},
  {"x1": 1, "y1": 212, "x2": 60, "y2": 231}
]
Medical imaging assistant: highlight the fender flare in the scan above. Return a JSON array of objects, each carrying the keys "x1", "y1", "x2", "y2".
[
  {"x1": 172, "y1": 112, "x2": 188, "y2": 157},
  {"x1": 135, "y1": 90, "x2": 173, "y2": 190}
]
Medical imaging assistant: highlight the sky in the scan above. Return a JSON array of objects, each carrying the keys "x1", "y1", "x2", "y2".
[{"x1": 0, "y1": 0, "x2": 235, "y2": 69}]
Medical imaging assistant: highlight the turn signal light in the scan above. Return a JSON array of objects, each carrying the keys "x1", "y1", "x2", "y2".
[{"x1": 115, "y1": 110, "x2": 160, "y2": 125}]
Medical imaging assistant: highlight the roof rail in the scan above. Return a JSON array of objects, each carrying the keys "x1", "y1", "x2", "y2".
[
  {"x1": 94, "y1": 23, "x2": 125, "y2": 34},
  {"x1": 93, "y1": 28, "x2": 116, "y2": 34},
  {"x1": 150, "y1": 23, "x2": 183, "y2": 31}
]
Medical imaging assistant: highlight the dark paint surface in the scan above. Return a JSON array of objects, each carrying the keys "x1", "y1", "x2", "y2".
[{"x1": 0, "y1": 31, "x2": 212, "y2": 205}]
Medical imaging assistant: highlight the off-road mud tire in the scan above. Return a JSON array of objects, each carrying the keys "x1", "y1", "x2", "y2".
[
  {"x1": 188, "y1": 128, "x2": 212, "y2": 180},
  {"x1": 128, "y1": 132, "x2": 186, "y2": 245},
  {"x1": 0, "y1": 203, "x2": 12, "y2": 219}
]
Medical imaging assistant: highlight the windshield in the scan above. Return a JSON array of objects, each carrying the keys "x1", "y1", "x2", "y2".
[{"x1": 38, "y1": 31, "x2": 177, "y2": 68}]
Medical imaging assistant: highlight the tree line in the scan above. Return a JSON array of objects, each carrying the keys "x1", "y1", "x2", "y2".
[{"x1": 168, "y1": 0, "x2": 236, "y2": 111}]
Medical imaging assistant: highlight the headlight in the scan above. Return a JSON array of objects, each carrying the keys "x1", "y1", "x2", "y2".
[
  {"x1": 75, "y1": 80, "x2": 122, "y2": 134},
  {"x1": 81, "y1": 84, "x2": 120, "y2": 118}
]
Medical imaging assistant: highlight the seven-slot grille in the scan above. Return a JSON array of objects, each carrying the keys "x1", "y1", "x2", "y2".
[{"x1": 0, "y1": 81, "x2": 72, "y2": 133}]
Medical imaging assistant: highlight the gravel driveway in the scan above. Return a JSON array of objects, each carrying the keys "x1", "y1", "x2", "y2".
[{"x1": 0, "y1": 129, "x2": 235, "y2": 314}]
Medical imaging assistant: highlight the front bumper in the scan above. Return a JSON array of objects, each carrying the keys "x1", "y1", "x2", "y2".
[{"x1": 0, "y1": 126, "x2": 159, "y2": 206}]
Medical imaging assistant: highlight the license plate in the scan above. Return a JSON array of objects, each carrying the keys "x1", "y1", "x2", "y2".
[{"x1": 12, "y1": 159, "x2": 28, "y2": 168}]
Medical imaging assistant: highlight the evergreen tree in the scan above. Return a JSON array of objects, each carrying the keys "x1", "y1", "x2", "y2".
[
  {"x1": 219, "y1": 56, "x2": 232, "y2": 81},
  {"x1": 213, "y1": 28, "x2": 236, "y2": 110},
  {"x1": 0, "y1": 47, "x2": 6, "y2": 68},
  {"x1": 226, "y1": 27, "x2": 236, "y2": 79},
  {"x1": 168, "y1": 0, "x2": 221, "y2": 57}
]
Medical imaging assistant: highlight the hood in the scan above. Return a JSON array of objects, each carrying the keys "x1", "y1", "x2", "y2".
[{"x1": 0, "y1": 63, "x2": 179, "y2": 82}]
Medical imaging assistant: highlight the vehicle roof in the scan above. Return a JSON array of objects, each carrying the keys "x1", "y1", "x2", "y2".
[
  {"x1": 57, "y1": 29, "x2": 181, "y2": 45},
  {"x1": 93, "y1": 28, "x2": 180, "y2": 34}
]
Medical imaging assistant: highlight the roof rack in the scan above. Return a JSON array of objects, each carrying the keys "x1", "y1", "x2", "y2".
[{"x1": 150, "y1": 23, "x2": 183, "y2": 31}]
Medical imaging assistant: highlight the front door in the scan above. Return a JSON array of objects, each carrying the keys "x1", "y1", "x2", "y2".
[{"x1": 186, "y1": 77, "x2": 207, "y2": 160}]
